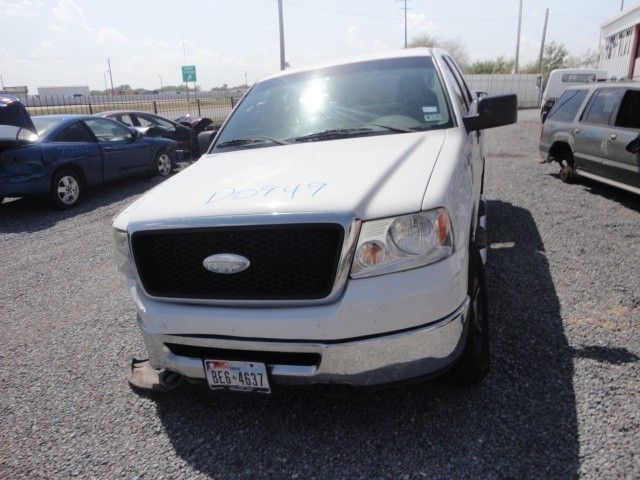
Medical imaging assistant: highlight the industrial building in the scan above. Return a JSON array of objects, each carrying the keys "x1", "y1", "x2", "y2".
[
  {"x1": 37, "y1": 85, "x2": 90, "y2": 97},
  {"x1": 599, "y1": 4, "x2": 640, "y2": 80}
]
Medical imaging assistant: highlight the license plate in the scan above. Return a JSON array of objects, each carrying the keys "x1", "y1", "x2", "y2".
[{"x1": 203, "y1": 359, "x2": 271, "y2": 393}]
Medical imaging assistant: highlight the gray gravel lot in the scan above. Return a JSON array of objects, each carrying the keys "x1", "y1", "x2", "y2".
[{"x1": 1, "y1": 109, "x2": 639, "y2": 479}]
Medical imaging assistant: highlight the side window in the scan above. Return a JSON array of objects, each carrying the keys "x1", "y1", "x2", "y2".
[
  {"x1": 54, "y1": 122, "x2": 95, "y2": 142},
  {"x1": 136, "y1": 115, "x2": 153, "y2": 128},
  {"x1": 83, "y1": 118, "x2": 133, "y2": 142},
  {"x1": 614, "y1": 90, "x2": 640, "y2": 129},
  {"x1": 582, "y1": 89, "x2": 625, "y2": 125},
  {"x1": 443, "y1": 56, "x2": 473, "y2": 105},
  {"x1": 115, "y1": 114, "x2": 134, "y2": 126},
  {"x1": 441, "y1": 60, "x2": 468, "y2": 113},
  {"x1": 547, "y1": 89, "x2": 588, "y2": 122},
  {"x1": 138, "y1": 114, "x2": 175, "y2": 132}
]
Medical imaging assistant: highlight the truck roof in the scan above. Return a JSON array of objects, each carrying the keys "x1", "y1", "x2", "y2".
[{"x1": 260, "y1": 48, "x2": 438, "y2": 82}]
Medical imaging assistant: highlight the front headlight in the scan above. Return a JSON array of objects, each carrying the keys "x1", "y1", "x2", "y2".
[
  {"x1": 350, "y1": 208, "x2": 453, "y2": 279},
  {"x1": 113, "y1": 228, "x2": 136, "y2": 278}
]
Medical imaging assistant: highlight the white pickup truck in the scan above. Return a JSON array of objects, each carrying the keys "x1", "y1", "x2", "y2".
[{"x1": 113, "y1": 49, "x2": 517, "y2": 393}]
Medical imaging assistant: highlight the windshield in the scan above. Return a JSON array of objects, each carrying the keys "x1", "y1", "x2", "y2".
[
  {"x1": 32, "y1": 117, "x2": 64, "y2": 136},
  {"x1": 214, "y1": 56, "x2": 452, "y2": 151}
]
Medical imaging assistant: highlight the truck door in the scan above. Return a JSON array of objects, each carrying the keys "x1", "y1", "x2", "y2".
[
  {"x1": 605, "y1": 88, "x2": 640, "y2": 189},
  {"x1": 441, "y1": 56, "x2": 483, "y2": 216},
  {"x1": 574, "y1": 88, "x2": 625, "y2": 176}
]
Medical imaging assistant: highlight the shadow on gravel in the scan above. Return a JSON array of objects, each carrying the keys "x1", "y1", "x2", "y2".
[
  {"x1": 571, "y1": 345, "x2": 639, "y2": 365},
  {"x1": 548, "y1": 172, "x2": 640, "y2": 212},
  {"x1": 0, "y1": 175, "x2": 166, "y2": 234},
  {"x1": 147, "y1": 200, "x2": 579, "y2": 479}
]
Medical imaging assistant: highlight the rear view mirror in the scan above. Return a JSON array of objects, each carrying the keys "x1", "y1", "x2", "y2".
[
  {"x1": 626, "y1": 137, "x2": 640, "y2": 154},
  {"x1": 197, "y1": 130, "x2": 217, "y2": 155},
  {"x1": 463, "y1": 94, "x2": 518, "y2": 132}
]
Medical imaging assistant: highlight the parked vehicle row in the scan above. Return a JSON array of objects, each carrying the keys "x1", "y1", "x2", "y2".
[
  {"x1": 540, "y1": 83, "x2": 640, "y2": 195},
  {"x1": 540, "y1": 68, "x2": 608, "y2": 122},
  {"x1": 99, "y1": 111, "x2": 216, "y2": 159},
  {"x1": 0, "y1": 101, "x2": 178, "y2": 208}
]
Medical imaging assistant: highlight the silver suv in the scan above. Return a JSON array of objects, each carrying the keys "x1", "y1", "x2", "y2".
[{"x1": 540, "y1": 83, "x2": 640, "y2": 195}]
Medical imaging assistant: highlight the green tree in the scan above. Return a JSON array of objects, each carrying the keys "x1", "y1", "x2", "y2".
[
  {"x1": 520, "y1": 41, "x2": 570, "y2": 78},
  {"x1": 407, "y1": 34, "x2": 470, "y2": 72},
  {"x1": 468, "y1": 56, "x2": 515, "y2": 74}
]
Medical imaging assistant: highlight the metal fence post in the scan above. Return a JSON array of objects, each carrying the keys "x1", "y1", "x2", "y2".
[
  {"x1": 88, "y1": 100, "x2": 93, "y2": 114},
  {"x1": 153, "y1": 101, "x2": 158, "y2": 114},
  {"x1": 197, "y1": 98, "x2": 201, "y2": 116}
]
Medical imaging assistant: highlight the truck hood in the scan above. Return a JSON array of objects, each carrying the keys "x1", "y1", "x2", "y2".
[{"x1": 116, "y1": 131, "x2": 447, "y2": 230}]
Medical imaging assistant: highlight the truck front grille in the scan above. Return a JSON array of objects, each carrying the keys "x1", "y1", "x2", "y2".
[{"x1": 131, "y1": 224, "x2": 344, "y2": 301}]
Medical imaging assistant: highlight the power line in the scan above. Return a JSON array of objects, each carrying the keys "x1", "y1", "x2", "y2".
[{"x1": 279, "y1": 1, "x2": 517, "y2": 23}]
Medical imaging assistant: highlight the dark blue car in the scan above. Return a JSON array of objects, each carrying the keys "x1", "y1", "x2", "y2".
[{"x1": 0, "y1": 114, "x2": 178, "y2": 209}]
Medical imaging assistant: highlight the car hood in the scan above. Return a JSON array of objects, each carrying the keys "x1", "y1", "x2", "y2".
[{"x1": 115, "y1": 131, "x2": 447, "y2": 231}]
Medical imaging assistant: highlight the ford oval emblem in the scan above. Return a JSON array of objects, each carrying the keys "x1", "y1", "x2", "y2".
[{"x1": 202, "y1": 253, "x2": 250, "y2": 274}]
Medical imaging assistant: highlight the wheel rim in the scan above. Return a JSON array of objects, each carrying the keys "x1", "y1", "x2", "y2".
[
  {"x1": 56, "y1": 175, "x2": 80, "y2": 205},
  {"x1": 157, "y1": 154, "x2": 171, "y2": 176}
]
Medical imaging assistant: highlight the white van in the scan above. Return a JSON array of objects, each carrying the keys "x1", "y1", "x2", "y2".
[{"x1": 541, "y1": 69, "x2": 607, "y2": 121}]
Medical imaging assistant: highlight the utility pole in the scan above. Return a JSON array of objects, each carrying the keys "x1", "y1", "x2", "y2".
[
  {"x1": 0, "y1": 74, "x2": 4, "y2": 89},
  {"x1": 107, "y1": 58, "x2": 114, "y2": 95},
  {"x1": 182, "y1": 36, "x2": 189, "y2": 100},
  {"x1": 103, "y1": 72, "x2": 108, "y2": 93},
  {"x1": 620, "y1": 0, "x2": 625, "y2": 11},
  {"x1": 538, "y1": 8, "x2": 549, "y2": 74},
  {"x1": 158, "y1": 74, "x2": 163, "y2": 90},
  {"x1": 397, "y1": 0, "x2": 410, "y2": 48},
  {"x1": 244, "y1": 70, "x2": 248, "y2": 86},
  {"x1": 277, "y1": 0, "x2": 286, "y2": 70},
  {"x1": 514, "y1": 0, "x2": 523, "y2": 73}
]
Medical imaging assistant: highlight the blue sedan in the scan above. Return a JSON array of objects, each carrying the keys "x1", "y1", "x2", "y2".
[{"x1": 0, "y1": 115, "x2": 178, "y2": 208}]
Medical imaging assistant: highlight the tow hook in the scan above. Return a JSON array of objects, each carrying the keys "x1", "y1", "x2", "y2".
[{"x1": 127, "y1": 358, "x2": 183, "y2": 392}]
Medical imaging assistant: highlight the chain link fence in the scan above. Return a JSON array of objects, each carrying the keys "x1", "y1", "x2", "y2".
[{"x1": 22, "y1": 90, "x2": 248, "y2": 126}]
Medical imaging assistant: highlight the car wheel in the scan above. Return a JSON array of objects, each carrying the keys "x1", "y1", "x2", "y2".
[
  {"x1": 440, "y1": 244, "x2": 489, "y2": 385},
  {"x1": 154, "y1": 150, "x2": 172, "y2": 177},
  {"x1": 50, "y1": 170, "x2": 82, "y2": 209},
  {"x1": 560, "y1": 162, "x2": 574, "y2": 183}
]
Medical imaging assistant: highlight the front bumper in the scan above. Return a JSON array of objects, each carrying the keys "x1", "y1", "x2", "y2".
[{"x1": 139, "y1": 297, "x2": 469, "y2": 387}]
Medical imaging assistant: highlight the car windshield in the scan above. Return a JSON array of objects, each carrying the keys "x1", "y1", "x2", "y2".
[
  {"x1": 32, "y1": 117, "x2": 64, "y2": 136},
  {"x1": 213, "y1": 56, "x2": 453, "y2": 151}
]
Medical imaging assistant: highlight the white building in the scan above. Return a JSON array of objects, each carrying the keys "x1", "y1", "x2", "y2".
[
  {"x1": 599, "y1": 4, "x2": 640, "y2": 80},
  {"x1": 37, "y1": 86, "x2": 90, "y2": 97}
]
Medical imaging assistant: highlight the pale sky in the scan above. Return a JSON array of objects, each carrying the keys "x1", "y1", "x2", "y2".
[{"x1": 0, "y1": 0, "x2": 637, "y2": 92}]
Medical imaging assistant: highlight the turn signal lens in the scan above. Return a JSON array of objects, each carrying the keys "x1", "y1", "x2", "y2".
[{"x1": 355, "y1": 241, "x2": 388, "y2": 267}]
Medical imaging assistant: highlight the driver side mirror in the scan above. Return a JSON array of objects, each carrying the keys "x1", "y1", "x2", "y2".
[
  {"x1": 463, "y1": 94, "x2": 518, "y2": 132},
  {"x1": 16, "y1": 127, "x2": 38, "y2": 146},
  {"x1": 128, "y1": 129, "x2": 140, "y2": 141},
  {"x1": 626, "y1": 137, "x2": 640, "y2": 154}
]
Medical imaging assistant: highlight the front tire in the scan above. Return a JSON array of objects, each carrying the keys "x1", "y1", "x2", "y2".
[
  {"x1": 154, "y1": 150, "x2": 172, "y2": 177},
  {"x1": 559, "y1": 162, "x2": 574, "y2": 183},
  {"x1": 50, "y1": 170, "x2": 82, "y2": 209},
  {"x1": 441, "y1": 245, "x2": 489, "y2": 385}
]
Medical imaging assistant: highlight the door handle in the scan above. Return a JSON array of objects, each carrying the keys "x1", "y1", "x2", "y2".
[
  {"x1": 609, "y1": 133, "x2": 617, "y2": 141},
  {"x1": 573, "y1": 128, "x2": 580, "y2": 135}
]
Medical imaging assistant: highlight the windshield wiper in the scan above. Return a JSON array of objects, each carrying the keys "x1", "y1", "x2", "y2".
[
  {"x1": 216, "y1": 135, "x2": 289, "y2": 149},
  {"x1": 291, "y1": 127, "x2": 375, "y2": 143},
  {"x1": 366, "y1": 123, "x2": 418, "y2": 133}
]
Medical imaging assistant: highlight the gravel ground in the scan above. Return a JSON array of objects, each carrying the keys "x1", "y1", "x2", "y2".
[{"x1": 1, "y1": 109, "x2": 639, "y2": 479}]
